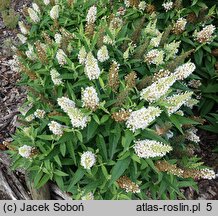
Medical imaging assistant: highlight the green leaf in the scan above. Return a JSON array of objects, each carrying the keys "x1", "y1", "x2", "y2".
[
  {"x1": 66, "y1": 141, "x2": 77, "y2": 165},
  {"x1": 54, "y1": 175, "x2": 64, "y2": 191},
  {"x1": 37, "y1": 135, "x2": 54, "y2": 140},
  {"x1": 109, "y1": 157, "x2": 131, "y2": 186},
  {"x1": 109, "y1": 124, "x2": 121, "y2": 159},
  {"x1": 60, "y1": 143, "x2": 66, "y2": 157},
  {"x1": 173, "y1": 115, "x2": 200, "y2": 125},
  {"x1": 67, "y1": 168, "x2": 85, "y2": 191},
  {"x1": 50, "y1": 116, "x2": 70, "y2": 125},
  {"x1": 146, "y1": 159, "x2": 159, "y2": 174},
  {"x1": 194, "y1": 49, "x2": 203, "y2": 65},
  {"x1": 35, "y1": 173, "x2": 50, "y2": 189},
  {"x1": 92, "y1": 114, "x2": 100, "y2": 124},
  {"x1": 54, "y1": 170, "x2": 69, "y2": 177},
  {"x1": 76, "y1": 130, "x2": 83, "y2": 142},
  {"x1": 34, "y1": 171, "x2": 43, "y2": 187},
  {"x1": 169, "y1": 115, "x2": 183, "y2": 134},
  {"x1": 141, "y1": 129, "x2": 168, "y2": 143},
  {"x1": 96, "y1": 134, "x2": 108, "y2": 160},
  {"x1": 121, "y1": 130, "x2": 134, "y2": 151},
  {"x1": 54, "y1": 155, "x2": 62, "y2": 167},
  {"x1": 87, "y1": 120, "x2": 98, "y2": 140},
  {"x1": 100, "y1": 115, "x2": 110, "y2": 124}
]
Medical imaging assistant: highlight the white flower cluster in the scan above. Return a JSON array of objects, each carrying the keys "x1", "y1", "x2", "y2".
[
  {"x1": 48, "y1": 121, "x2": 63, "y2": 136},
  {"x1": 54, "y1": 33, "x2": 62, "y2": 44},
  {"x1": 81, "y1": 192, "x2": 94, "y2": 200},
  {"x1": 162, "y1": 1, "x2": 173, "y2": 11},
  {"x1": 124, "y1": 0, "x2": 130, "y2": 8},
  {"x1": 86, "y1": 5, "x2": 97, "y2": 24},
  {"x1": 188, "y1": 80, "x2": 202, "y2": 89},
  {"x1": 78, "y1": 46, "x2": 87, "y2": 65},
  {"x1": 18, "y1": 21, "x2": 28, "y2": 35},
  {"x1": 185, "y1": 98, "x2": 199, "y2": 109},
  {"x1": 174, "y1": 62, "x2": 196, "y2": 80},
  {"x1": 43, "y1": 0, "x2": 50, "y2": 5},
  {"x1": 164, "y1": 92, "x2": 193, "y2": 115},
  {"x1": 97, "y1": 45, "x2": 109, "y2": 62},
  {"x1": 144, "y1": 20, "x2": 160, "y2": 37},
  {"x1": 200, "y1": 168, "x2": 216, "y2": 180},
  {"x1": 174, "y1": 18, "x2": 187, "y2": 32},
  {"x1": 138, "y1": 1, "x2": 146, "y2": 11},
  {"x1": 26, "y1": 44, "x2": 36, "y2": 60},
  {"x1": 56, "y1": 49, "x2": 67, "y2": 65},
  {"x1": 58, "y1": 97, "x2": 89, "y2": 129},
  {"x1": 195, "y1": 24, "x2": 216, "y2": 44},
  {"x1": 185, "y1": 127, "x2": 200, "y2": 143},
  {"x1": 145, "y1": 49, "x2": 164, "y2": 65},
  {"x1": 126, "y1": 106, "x2": 162, "y2": 132},
  {"x1": 34, "y1": 109, "x2": 46, "y2": 118},
  {"x1": 68, "y1": 108, "x2": 90, "y2": 129},
  {"x1": 32, "y1": 3, "x2": 41, "y2": 14},
  {"x1": 134, "y1": 139, "x2": 172, "y2": 158},
  {"x1": 109, "y1": 17, "x2": 123, "y2": 30},
  {"x1": 25, "y1": 114, "x2": 35, "y2": 122},
  {"x1": 50, "y1": 68, "x2": 63, "y2": 86},
  {"x1": 164, "y1": 41, "x2": 181, "y2": 60},
  {"x1": 17, "y1": 34, "x2": 27, "y2": 44},
  {"x1": 150, "y1": 33, "x2": 162, "y2": 48},
  {"x1": 50, "y1": 5, "x2": 59, "y2": 20},
  {"x1": 57, "y1": 97, "x2": 75, "y2": 112},
  {"x1": 18, "y1": 145, "x2": 33, "y2": 158},
  {"x1": 81, "y1": 86, "x2": 100, "y2": 110},
  {"x1": 84, "y1": 52, "x2": 101, "y2": 80},
  {"x1": 103, "y1": 35, "x2": 114, "y2": 45},
  {"x1": 81, "y1": 151, "x2": 96, "y2": 169},
  {"x1": 27, "y1": 7, "x2": 40, "y2": 23},
  {"x1": 140, "y1": 75, "x2": 176, "y2": 103}
]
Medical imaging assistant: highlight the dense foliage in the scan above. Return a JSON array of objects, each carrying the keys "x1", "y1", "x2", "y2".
[{"x1": 8, "y1": 0, "x2": 217, "y2": 200}]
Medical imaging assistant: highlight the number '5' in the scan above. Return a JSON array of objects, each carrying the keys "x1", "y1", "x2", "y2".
[{"x1": 206, "y1": 203, "x2": 212, "y2": 211}]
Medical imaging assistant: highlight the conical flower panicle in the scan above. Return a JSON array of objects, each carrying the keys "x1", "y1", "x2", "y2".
[
  {"x1": 108, "y1": 61, "x2": 119, "y2": 92},
  {"x1": 78, "y1": 46, "x2": 87, "y2": 65},
  {"x1": 84, "y1": 52, "x2": 101, "y2": 80},
  {"x1": 81, "y1": 86, "x2": 100, "y2": 111},
  {"x1": 81, "y1": 151, "x2": 96, "y2": 169},
  {"x1": 126, "y1": 106, "x2": 162, "y2": 132},
  {"x1": 172, "y1": 18, "x2": 187, "y2": 35},
  {"x1": 117, "y1": 176, "x2": 140, "y2": 193},
  {"x1": 152, "y1": 69, "x2": 171, "y2": 82},
  {"x1": 174, "y1": 62, "x2": 196, "y2": 80},
  {"x1": 134, "y1": 139, "x2": 172, "y2": 158},
  {"x1": 156, "y1": 161, "x2": 216, "y2": 180},
  {"x1": 57, "y1": 96, "x2": 75, "y2": 113},
  {"x1": 35, "y1": 41, "x2": 48, "y2": 63},
  {"x1": 140, "y1": 75, "x2": 176, "y2": 103},
  {"x1": 164, "y1": 92, "x2": 193, "y2": 115},
  {"x1": 48, "y1": 121, "x2": 63, "y2": 136},
  {"x1": 50, "y1": 68, "x2": 63, "y2": 86},
  {"x1": 129, "y1": 0, "x2": 140, "y2": 7},
  {"x1": 194, "y1": 24, "x2": 216, "y2": 44},
  {"x1": 85, "y1": 5, "x2": 97, "y2": 38},
  {"x1": 125, "y1": 71, "x2": 137, "y2": 88},
  {"x1": 112, "y1": 109, "x2": 131, "y2": 122},
  {"x1": 145, "y1": 49, "x2": 164, "y2": 65},
  {"x1": 155, "y1": 161, "x2": 184, "y2": 177}
]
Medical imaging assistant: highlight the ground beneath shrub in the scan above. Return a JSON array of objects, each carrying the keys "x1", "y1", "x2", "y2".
[{"x1": 0, "y1": 0, "x2": 217, "y2": 200}]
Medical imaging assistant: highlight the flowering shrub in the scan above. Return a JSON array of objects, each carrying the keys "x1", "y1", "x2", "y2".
[{"x1": 9, "y1": 0, "x2": 217, "y2": 200}]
